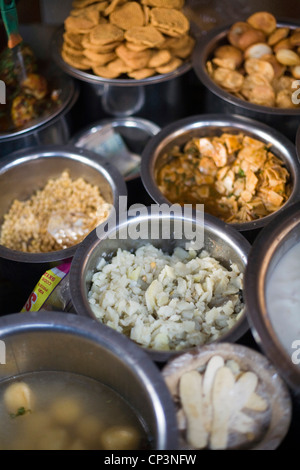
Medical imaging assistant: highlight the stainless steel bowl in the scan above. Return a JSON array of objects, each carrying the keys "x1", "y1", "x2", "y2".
[
  {"x1": 244, "y1": 201, "x2": 300, "y2": 393},
  {"x1": 0, "y1": 64, "x2": 79, "y2": 157},
  {"x1": 0, "y1": 311, "x2": 178, "y2": 450},
  {"x1": 140, "y1": 113, "x2": 300, "y2": 240},
  {"x1": 0, "y1": 145, "x2": 127, "y2": 296},
  {"x1": 192, "y1": 21, "x2": 300, "y2": 142},
  {"x1": 69, "y1": 209, "x2": 251, "y2": 363}
]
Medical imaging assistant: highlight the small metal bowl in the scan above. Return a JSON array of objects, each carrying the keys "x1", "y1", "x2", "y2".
[
  {"x1": 244, "y1": 200, "x2": 300, "y2": 393},
  {"x1": 69, "y1": 209, "x2": 251, "y2": 363},
  {"x1": 192, "y1": 21, "x2": 300, "y2": 141},
  {"x1": 71, "y1": 117, "x2": 161, "y2": 182},
  {"x1": 0, "y1": 311, "x2": 178, "y2": 450},
  {"x1": 0, "y1": 145, "x2": 127, "y2": 286},
  {"x1": 140, "y1": 113, "x2": 300, "y2": 239},
  {"x1": 162, "y1": 342, "x2": 292, "y2": 450}
]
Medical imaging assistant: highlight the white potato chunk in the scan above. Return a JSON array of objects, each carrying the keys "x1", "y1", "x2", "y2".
[
  {"x1": 4, "y1": 381, "x2": 34, "y2": 414},
  {"x1": 100, "y1": 425, "x2": 141, "y2": 450}
]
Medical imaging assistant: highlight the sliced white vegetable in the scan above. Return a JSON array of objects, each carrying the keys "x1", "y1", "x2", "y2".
[
  {"x1": 244, "y1": 392, "x2": 268, "y2": 412},
  {"x1": 230, "y1": 371, "x2": 258, "y2": 413},
  {"x1": 202, "y1": 355, "x2": 225, "y2": 433},
  {"x1": 210, "y1": 366, "x2": 235, "y2": 450},
  {"x1": 230, "y1": 410, "x2": 255, "y2": 434},
  {"x1": 179, "y1": 370, "x2": 208, "y2": 449}
]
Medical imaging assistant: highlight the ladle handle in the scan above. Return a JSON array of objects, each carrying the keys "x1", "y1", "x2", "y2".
[{"x1": 0, "y1": 0, "x2": 22, "y2": 48}]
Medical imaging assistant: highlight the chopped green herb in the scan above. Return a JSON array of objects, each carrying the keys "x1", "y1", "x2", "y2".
[
  {"x1": 10, "y1": 407, "x2": 31, "y2": 419},
  {"x1": 238, "y1": 168, "x2": 245, "y2": 177}
]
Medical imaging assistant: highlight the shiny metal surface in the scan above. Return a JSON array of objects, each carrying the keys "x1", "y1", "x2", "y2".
[
  {"x1": 244, "y1": 201, "x2": 300, "y2": 393},
  {"x1": 0, "y1": 311, "x2": 178, "y2": 450},
  {"x1": 0, "y1": 145, "x2": 127, "y2": 264},
  {"x1": 192, "y1": 22, "x2": 300, "y2": 141},
  {"x1": 72, "y1": 117, "x2": 161, "y2": 181},
  {"x1": 0, "y1": 65, "x2": 79, "y2": 157},
  {"x1": 140, "y1": 114, "x2": 300, "y2": 234},
  {"x1": 69, "y1": 210, "x2": 251, "y2": 363}
]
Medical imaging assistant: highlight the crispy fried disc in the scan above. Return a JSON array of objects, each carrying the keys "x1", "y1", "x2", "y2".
[
  {"x1": 63, "y1": 32, "x2": 85, "y2": 49},
  {"x1": 125, "y1": 41, "x2": 150, "y2": 51},
  {"x1": 124, "y1": 25, "x2": 164, "y2": 47},
  {"x1": 148, "y1": 48, "x2": 172, "y2": 67},
  {"x1": 63, "y1": 42, "x2": 84, "y2": 57},
  {"x1": 92, "y1": 64, "x2": 121, "y2": 78},
  {"x1": 142, "y1": 0, "x2": 184, "y2": 9},
  {"x1": 89, "y1": 23, "x2": 124, "y2": 45},
  {"x1": 109, "y1": 2, "x2": 145, "y2": 30},
  {"x1": 116, "y1": 43, "x2": 152, "y2": 69},
  {"x1": 61, "y1": 49, "x2": 92, "y2": 70},
  {"x1": 155, "y1": 56, "x2": 183, "y2": 73},
  {"x1": 104, "y1": 0, "x2": 127, "y2": 16},
  {"x1": 170, "y1": 36, "x2": 195, "y2": 58},
  {"x1": 64, "y1": 15, "x2": 96, "y2": 33},
  {"x1": 70, "y1": 6, "x2": 104, "y2": 25},
  {"x1": 128, "y1": 67, "x2": 156, "y2": 79},
  {"x1": 143, "y1": 5, "x2": 151, "y2": 25},
  {"x1": 150, "y1": 7, "x2": 190, "y2": 37},
  {"x1": 83, "y1": 49, "x2": 116, "y2": 65},
  {"x1": 107, "y1": 57, "x2": 134, "y2": 74},
  {"x1": 81, "y1": 36, "x2": 121, "y2": 52},
  {"x1": 213, "y1": 67, "x2": 244, "y2": 92}
]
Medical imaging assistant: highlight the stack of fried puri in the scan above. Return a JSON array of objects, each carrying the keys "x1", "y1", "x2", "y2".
[{"x1": 62, "y1": 0, "x2": 195, "y2": 79}]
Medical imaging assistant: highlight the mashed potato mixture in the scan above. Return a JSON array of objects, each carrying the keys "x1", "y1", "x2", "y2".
[{"x1": 88, "y1": 244, "x2": 244, "y2": 351}]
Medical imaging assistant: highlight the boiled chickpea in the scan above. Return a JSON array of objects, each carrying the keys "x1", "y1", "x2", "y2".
[
  {"x1": 100, "y1": 425, "x2": 140, "y2": 450},
  {"x1": 3, "y1": 381, "x2": 34, "y2": 415}
]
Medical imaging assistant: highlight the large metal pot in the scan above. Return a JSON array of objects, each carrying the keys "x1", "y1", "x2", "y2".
[
  {"x1": 0, "y1": 311, "x2": 178, "y2": 450},
  {"x1": 244, "y1": 201, "x2": 300, "y2": 393},
  {"x1": 0, "y1": 145, "x2": 127, "y2": 309},
  {"x1": 192, "y1": 21, "x2": 300, "y2": 142},
  {"x1": 140, "y1": 114, "x2": 300, "y2": 243},
  {"x1": 69, "y1": 209, "x2": 251, "y2": 363},
  {"x1": 0, "y1": 65, "x2": 79, "y2": 157}
]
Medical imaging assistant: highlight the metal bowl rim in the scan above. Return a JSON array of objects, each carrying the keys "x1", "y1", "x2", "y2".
[{"x1": 140, "y1": 113, "x2": 300, "y2": 232}]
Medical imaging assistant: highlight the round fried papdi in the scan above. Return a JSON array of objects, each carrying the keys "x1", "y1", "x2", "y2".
[
  {"x1": 72, "y1": 0, "x2": 107, "y2": 8},
  {"x1": 81, "y1": 36, "x2": 121, "y2": 52},
  {"x1": 141, "y1": 0, "x2": 184, "y2": 9},
  {"x1": 92, "y1": 64, "x2": 121, "y2": 78},
  {"x1": 155, "y1": 56, "x2": 183, "y2": 74},
  {"x1": 116, "y1": 43, "x2": 152, "y2": 70},
  {"x1": 107, "y1": 58, "x2": 134, "y2": 74},
  {"x1": 124, "y1": 25, "x2": 164, "y2": 47},
  {"x1": 150, "y1": 7, "x2": 190, "y2": 37},
  {"x1": 61, "y1": 49, "x2": 92, "y2": 70},
  {"x1": 128, "y1": 67, "x2": 156, "y2": 79},
  {"x1": 90, "y1": 23, "x2": 124, "y2": 45},
  {"x1": 125, "y1": 41, "x2": 150, "y2": 52},
  {"x1": 104, "y1": 0, "x2": 126, "y2": 16},
  {"x1": 170, "y1": 36, "x2": 195, "y2": 59},
  {"x1": 63, "y1": 32, "x2": 85, "y2": 49},
  {"x1": 83, "y1": 49, "x2": 116, "y2": 65},
  {"x1": 63, "y1": 42, "x2": 85, "y2": 57},
  {"x1": 110, "y1": 2, "x2": 145, "y2": 30},
  {"x1": 148, "y1": 48, "x2": 172, "y2": 67},
  {"x1": 64, "y1": 15, "x2": 96, "y2": 34}
]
